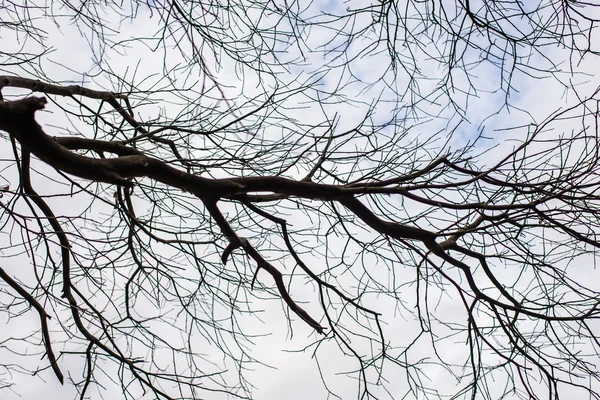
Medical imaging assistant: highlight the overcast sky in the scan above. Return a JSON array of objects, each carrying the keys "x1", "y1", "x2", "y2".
[{"x1": 2, "y1": 1, "x2": 600, "y2": 399}]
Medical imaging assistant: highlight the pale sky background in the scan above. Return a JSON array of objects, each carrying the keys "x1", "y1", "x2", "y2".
[{"x1": 2, "y1": 1, "x2": 600, "y2": 399}]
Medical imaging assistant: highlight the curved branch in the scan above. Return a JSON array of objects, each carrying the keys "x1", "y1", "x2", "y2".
[
  {"x1": 0, "y1": 266, "x2": 64, "y2": 384},
  {"x1": 204, "y1": 200, "x2": 326, "y2": 334}
]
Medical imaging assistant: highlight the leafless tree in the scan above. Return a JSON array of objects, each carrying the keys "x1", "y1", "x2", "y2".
[{"x1": 1, "y1": 0, "x2": 600, "y2": 399}]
